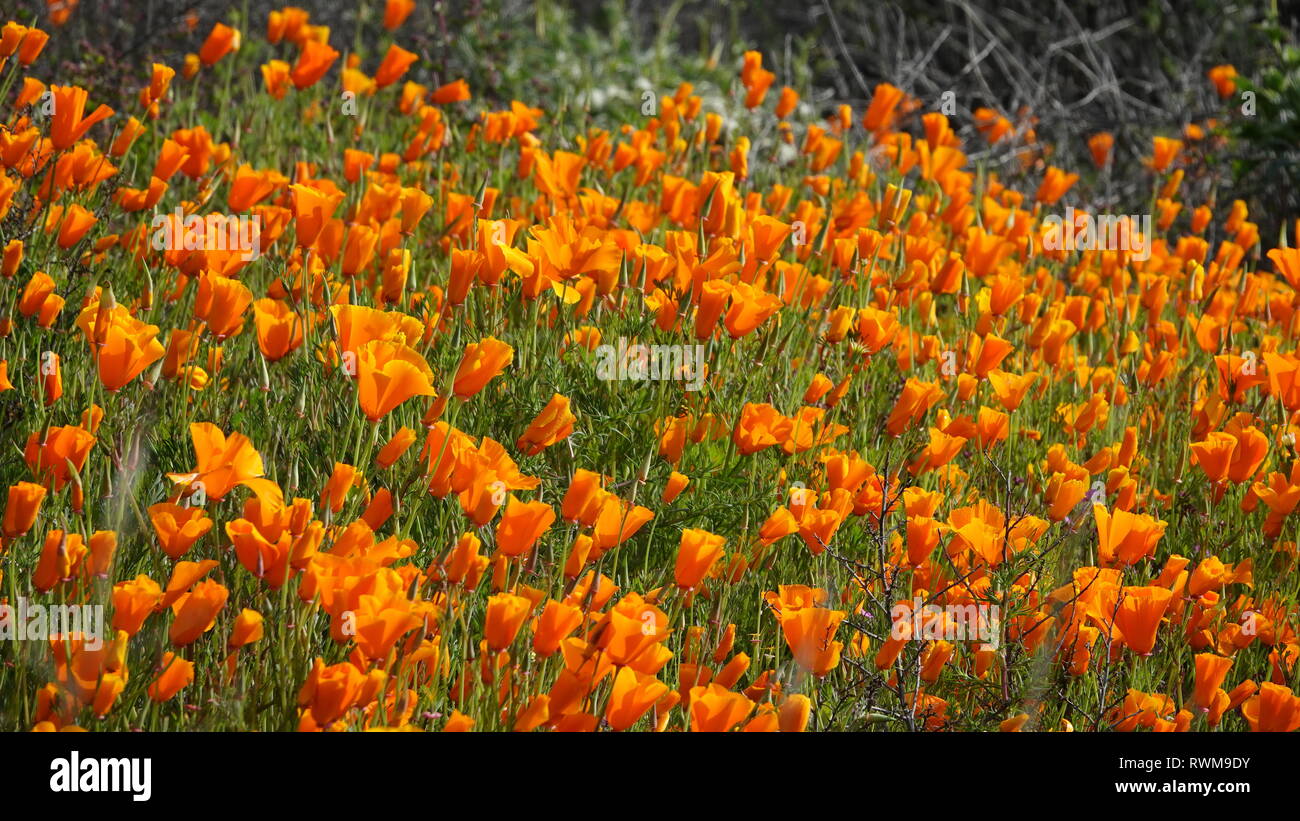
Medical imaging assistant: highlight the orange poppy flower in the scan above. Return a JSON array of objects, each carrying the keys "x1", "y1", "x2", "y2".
[
  {"x1": 516, "y1": 394, "x2": 576, "y2": 456},
  {"x1": 47, "y1": 85, "x2": 113, "y2": 151},
  {"x1": 2, "y1": 481, "x2": 46, "y2": 540},
  {"x1": 606, "y1": 667, "x2": 669, "y2": 731},
  {"x1": 1113, "y1": 586, "x2": 1173, "y2": 655},
  {"x1": 780, "y1": 606, "x2": 845, "y2": 676},
  {"x1": 1094, "y1": 505, "x2": 1167, "y2": 567},
  {"x1": 431, "y1": 78, "x2": 471, "y2": 105},
  {"x1": 166, "y1": 422, "x2": 279, "y2": 503},
  {"x1": 291, "y1": 39, "x2": 339, "y2": 90},
  {"x1": 194, "y1": 274, "x2": 253, "y2": 340},
  {"x1": 111, "y1": 575, "x2": 163, "y2": 635},
  {"x1": 169, "y1": 578, "x2": 229, "y2": 645},
  {"x1": 495, "y1": 495, "x2": 555, "y2": 558},
  {"x1": 299, "y1": 658, "x2": 366, "y2": 726},
  {"x1": 1240, "y1": 682, "x2": 1300, "y2": 732},
  {"x1": 24, "y1": 425, "x2": 95, "y2": 490},
  {"x1": 384, "y1": 0, "x2": 416, "y2": 30},
  {"x1": 689, "y1": 683, "x2": 754, "y2": 731},
  {"x1": 485, "y1": 593, "x2": 533, "y2": 651},
  {"x1": 675, "y1": 528, "x2": 726, "y2": 589},
  {"x1": 148, "y1": 653, "x2": 195, "y2": 702},
  {"x1": 252, "y1": 298, "x2": 305, "y2": 361},
  {"x1": 229, "y1": 609, "x2": 265, "y2": 648},
  {"x1": 453, "y1": 336, "x2": 513, "y2": 399},
  {"x1": 373, "y1": 44, "x2": 418, "y2": 89},
  {"x1": 1192, "y1": 653, "x2": 1234, "y2": 712},
  {"x1": 198, "y1": 23, "x2": 240, "y2": 66},
  {"x1": 355, "y1": 340, "x2": 436, "y2": 421}
]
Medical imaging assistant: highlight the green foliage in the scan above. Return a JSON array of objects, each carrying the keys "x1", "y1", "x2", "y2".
[{"x1": 1224, "y1": 16, "x2": 1300, "y2": 240}]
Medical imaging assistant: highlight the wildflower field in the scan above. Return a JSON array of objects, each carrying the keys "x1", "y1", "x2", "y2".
[{"x1": 1, "y1": 0, "x2": 1299, "y2": 735}]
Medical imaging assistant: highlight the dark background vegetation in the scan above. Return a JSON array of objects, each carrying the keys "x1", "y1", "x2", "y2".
[{"x1": 8, "y1": 0, "x2": 1299, "y2": 240}]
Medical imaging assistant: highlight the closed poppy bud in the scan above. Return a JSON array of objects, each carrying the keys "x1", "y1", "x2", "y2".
[
  {"x1": 562, "y1": 533, "x2": 594, "y2": 579},
  {"x1": 87, "y1": 530, "x2": 117, "y2": 577},
  {"x1": 431, "y1": 78, "x2": 471, "y2": 105},
  {"x1": 1044, "y1": 473, "x2": 1087, "y2": 521},
  {"x1": 148, "y1": 652, "x2": 195, "y2": 701},
  {"x1": 453, "y1": 336, "x2": 513, "y2": 398},
  {"x1": 561, "y1": 469, "x2": 607, "y2": 526},
  {"x1": 373, "y1": 44, "x2": 418, "y2": 89},
  {"x1": 229, "y1": 608, "x2": 264, "y2": 648},
  {"x1": 778, "y1": 694, "x2": 811, "y2": 732},
  {"x1": 289, "y1": 183, "x2": 342, "y2": 248},
  {"x1": 12, "y1": 27, "x2": 46, "y2": 65},
  {"x1": 448, "y1": 248, "x2": 482, "y2": 305},
  {"x1": 91, "y1": 672, "x2": 126, "y2": 718},
  {"x1": 693, "y1": 279, "x2": 732, "y2": 340},
  {"x1": 380, "y1": 247, "x2": 410, "y2": 305},
  {"x1": 2, "y1": 239, "x2": 21, "y2": 278},
  {"x1": 341, "y1": 149, "x2": 374, "y2": 184},
  {"x1": 145, "y1": 62, "x2": 175, "y2": 105},
  {"x1": 774, "y1": 86, "x2": 799, "y2": 119},
  {"x1": 199, "y1": 23, "x2": 241, "y2": 66},
  {"x1": 41, "y1": 350, "x2": 61, "y2": 405},
  {"x1": 1193, "y1": 653, "x2": 1233, "y2": 711},
  {"x1": 0, "y1": 23, "x2": 28, "y2": 59},
  {"x1": 384, "y1": 0, "x2": 416, "y2": 30},
  {"x1": 320, "y1": 462, "x2": 359, "y2": 514},
  {"x1": 360, "y1": 487, "x2": 394, "y2": 530},
  {"x1": 490, "y1": 553, "x2": 509, "y2": 592},
  {"x1": 261, "y1": 59, "x2": 292, "y2": 99},
  {"x1": 921, "y1": 639, "x2": 955, "y2": 682},
  {"x1": 47, "y1": 201, "x2": 94, "y2": 246},
  {"x1": 675, "y1": 528, "x2": 726, "y2": 589},
  {"x1": 34, "y1": 530, "x2": 87, "y2": 591},
  {"x1": 485, "y1": 593, "x2": 532, "y2": 652},
  {"x1": 714, "y1": 653, "x2": 751, "y2": 689},
  {"x1": 662, "y1": 471, "x2": 689, "y2": 504},
  {"x1": 1227, "y1": 679, "x2": 1258, "y2": 710},
  {"x1": 1149, "y1": 136, "x2": 1182, "y2": 173},
  {"x1": 3, "y1": 481, "x2": 46, "y2": 540},
  {"x1": 804, "y1": 373, "x2": 833, "y2": 403},
  {"x1": 444, "y1": 532, "x2": 482, "y2": 584},
  {"x1": 376, "y1": 426, "x2": 416, "y2": 469}
]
